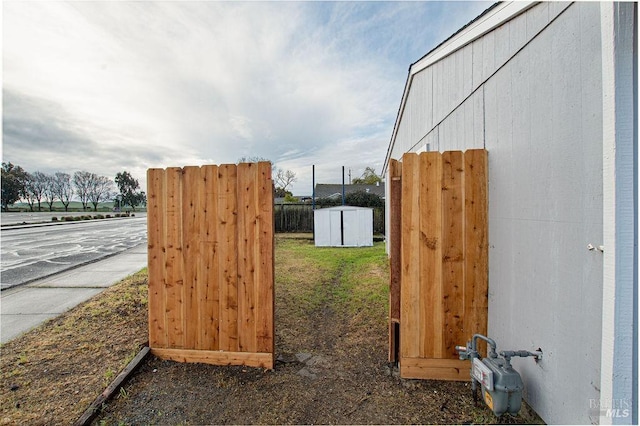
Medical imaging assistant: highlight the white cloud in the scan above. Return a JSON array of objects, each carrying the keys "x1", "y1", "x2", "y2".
[{"x1": 3, "y1": 1, "x2": 493, "y2": 194}]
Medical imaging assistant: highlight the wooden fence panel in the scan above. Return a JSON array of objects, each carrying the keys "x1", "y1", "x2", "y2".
[
  {"x1": 147, "y1": 162, "x2": 274, "y2": 369},
  {"x1": 396, "y1": 149, "x2": 488, "y2": 381}
]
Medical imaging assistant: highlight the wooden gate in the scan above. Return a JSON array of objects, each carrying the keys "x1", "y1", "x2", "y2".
[
  {"x1": 147, "y1": 162, "x2": 274, "y2": 369},
  {"x1": 389, "y1": 150, "x2": 488, "y2": 380}
]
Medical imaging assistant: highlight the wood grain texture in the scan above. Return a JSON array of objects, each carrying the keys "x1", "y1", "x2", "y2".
[
  {"x1": 441, "y1": 151, "x2": 465, "y2": 358},
  {"x1": 397, "y1": 150, "x2": 488, "y2": 380},
  {"x1": 182, "y1": 166, "x2": 201, "y2": 350},
  {"x1": 217, "y1": 164, "x2": 238, "y2": 352},
  {"x1": 400, "y1": 357, "x2": 470, "y2": 381},
  {"x1": 388, "y1": 159, "x2": 402, "y2": 363},
  {"x1": 199, "y1": 165, "x2": 220, "y2": 351},
  {"x1": 147, "y1": 162, "x2": 275, "y2": 368},
  {"x1": 464, "y1": 150, "x2": 489, "y2": 354},
  {"x1": 419, "y1": 152, "x2": 443, "y2": 359},
  {"x1": 255, "y1": 162, "x2": 274, "y2": 354},
  {"x1": 147, "y1": 169, "x2": 166, "y2": 347},
  {"x1": 400, "y1": 153, "x2": 421, "y2": 359},
  {"x1": 237, "y1": 163, "x2": 257, "y2": 353},
  {"x1": 165, "y1": 167, "x2": 184, "y2": 349},
  {"x1": 151, "y1": 348, "x2": 274, "y2": 369}
]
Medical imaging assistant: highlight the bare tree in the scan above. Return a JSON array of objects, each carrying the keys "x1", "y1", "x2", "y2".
[
  {"x1": 53, "y1": 172, "x2": 73, "y2": 212},
  {"x1": 89, "y1": 175, "x2": 114, "y2": 211},
  {"x1": 42, "y1": 174, "x2": 57, "y2": 211},
  {"x1": 275, "y1": 168, "x2": 297, "y2": 192},
  {"x1": 73, "y1": 171, "x2": 93, "y2": 211},
  {"x1": 27, "y1": 171, "x2": 49, "y2": 212},
  {"x1": 237, "y1": 156, "x2": 271, "y2": 164},
  {"x1": 236, "y1": 157, "x2": 296, "y2": 194},
  {"x1": 23, "y1": 173, "x2": 38, "y2": 212}
]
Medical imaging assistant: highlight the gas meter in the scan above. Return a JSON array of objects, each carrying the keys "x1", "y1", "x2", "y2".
[{"x1": 456, "y1": 334, "x2": 542, "y2": 417}]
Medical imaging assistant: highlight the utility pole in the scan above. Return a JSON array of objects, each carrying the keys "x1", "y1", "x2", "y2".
[{"x1": 342, "y1": 166, "x2": 345, "y2": 206}]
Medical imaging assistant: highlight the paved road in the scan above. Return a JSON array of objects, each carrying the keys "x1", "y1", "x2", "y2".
[
  {"x1": 1, "y1": 244, "x2": 148, "y2": 343},
  {"x1": 1, "y1": 216, "x2": 147, "y2": 289}
]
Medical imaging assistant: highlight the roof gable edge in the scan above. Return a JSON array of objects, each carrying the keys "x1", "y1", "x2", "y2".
[
  {"x1": 382, "y1": 1, "x2": 537, "y2": 175},
  {"x1": 411, "y1": 1, "x2": 537, "y2": 76}
]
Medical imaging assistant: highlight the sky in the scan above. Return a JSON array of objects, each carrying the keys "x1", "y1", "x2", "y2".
[{"x1": 2, "y1": 1, "x2": 492, "y2": 196}]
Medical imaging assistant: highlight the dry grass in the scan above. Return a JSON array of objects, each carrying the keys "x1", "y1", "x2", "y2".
[
  {"x1": 96, "y1": 235, "x2": 543, "y2": 425},
  {"x1": 0, "y1": 270, "x2": 148, "y2": 425},
  {"x1": 1, "y1": 235, "x2": 543, "y2": 425}
]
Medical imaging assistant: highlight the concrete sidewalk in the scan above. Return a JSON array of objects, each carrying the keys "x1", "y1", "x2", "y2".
[{"x1": 1, "y1": 244, "x2": 147, "y2": 344}]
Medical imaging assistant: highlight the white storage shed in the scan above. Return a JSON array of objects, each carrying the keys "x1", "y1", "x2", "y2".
[{"x1": 314, "y1": 206, "x2": 373, "y2": 247}]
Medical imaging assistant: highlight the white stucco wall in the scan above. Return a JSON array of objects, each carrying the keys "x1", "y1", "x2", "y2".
[{"x1": 383, "y1": 2, "x2": 628, "y2": 424}]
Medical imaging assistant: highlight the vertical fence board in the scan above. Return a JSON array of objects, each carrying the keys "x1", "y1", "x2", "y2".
[
  {"x1": 148, "y1": 162, "x2": 274, "y2": 368},
  {"x1": 199, "y1": 165, "x2": 219, "y2": 350},
  {"x1": 256, "y1": 162, "x2": 274, "y2": 354},
  {"x1": 148, "y1": 168, "x2": 167, "y2": 347},
  {"x1": 464, "y1": 149, "x2": 489, "y2": 353},
  {"x1": 388, "y1": 159, "x2": 402, "y2": 363},
  {"x1": 217, "y1": 164, "x2": 239, "y2": 352},
  {"x1": 237, "y1": 163, "x2": 257, "y2": 353},
  {"x1": 165, "y1": 167, "x2": 185, "y2": 349},
  {"x1": 400, "y1": 153, "x2": 421, "y2": 359},
  {"x1": 398, "y1": 149, "x2": 487, "y2": 381},
  {"x1": 182, "y1": 166, "x2": 201, "y2": 349},
  {"x1": 441, "y1": 151, "x2": 466, "y2": 358},
  {"x1": 419, "y1": 152, "x2": 443, "y2": 359}
]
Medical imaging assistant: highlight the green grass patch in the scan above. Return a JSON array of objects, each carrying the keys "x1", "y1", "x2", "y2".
[{"x1": 275, "y1": 234, "x2": 389, "y2": 322}]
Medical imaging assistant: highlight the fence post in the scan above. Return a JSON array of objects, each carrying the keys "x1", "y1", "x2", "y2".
[{"x1": 388, "y1": 159, "x2": 402, "y2": 363}]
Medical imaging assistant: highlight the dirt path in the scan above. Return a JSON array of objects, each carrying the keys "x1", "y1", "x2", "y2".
[{"x1": 95, "y1": 237, "x2": 541, "y2": 425}]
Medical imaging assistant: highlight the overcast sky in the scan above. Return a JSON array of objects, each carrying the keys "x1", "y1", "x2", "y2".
[{"x1": 3, "y1": 1, "x2": 492, "y2": 195}]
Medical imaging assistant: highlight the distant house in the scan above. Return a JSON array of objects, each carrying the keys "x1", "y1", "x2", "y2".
[
  {"x1": 314, "y1": 183, "x2": 385, "y2": 200},
  {"x1": 382, "y1": 2, "x2": 636, "y2": 425}
]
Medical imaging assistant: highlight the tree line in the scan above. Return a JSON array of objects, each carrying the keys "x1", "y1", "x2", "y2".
[{"x1": 1, "y1": 162, "x2": 146, "y2": 212}]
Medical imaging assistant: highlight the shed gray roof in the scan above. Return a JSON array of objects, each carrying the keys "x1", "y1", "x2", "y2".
[{"x1": 314, "y1": 183, "x2": 385, "y2": 199}]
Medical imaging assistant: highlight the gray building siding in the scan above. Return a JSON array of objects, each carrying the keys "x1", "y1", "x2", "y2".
[
  {"x1": 385, "y1": 3, "x2": 612, "y2": 424},
  {"x1": 482, "y1": 5, "x2": 604, "y2": 423}
]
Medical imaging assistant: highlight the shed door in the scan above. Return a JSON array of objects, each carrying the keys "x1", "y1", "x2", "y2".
[
  {"x1": 329, "y1": 209, "x2": 342, "y2": 246},
  {"x1": 342, "y1": 209, "x2": 357, "y2": 246}
]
